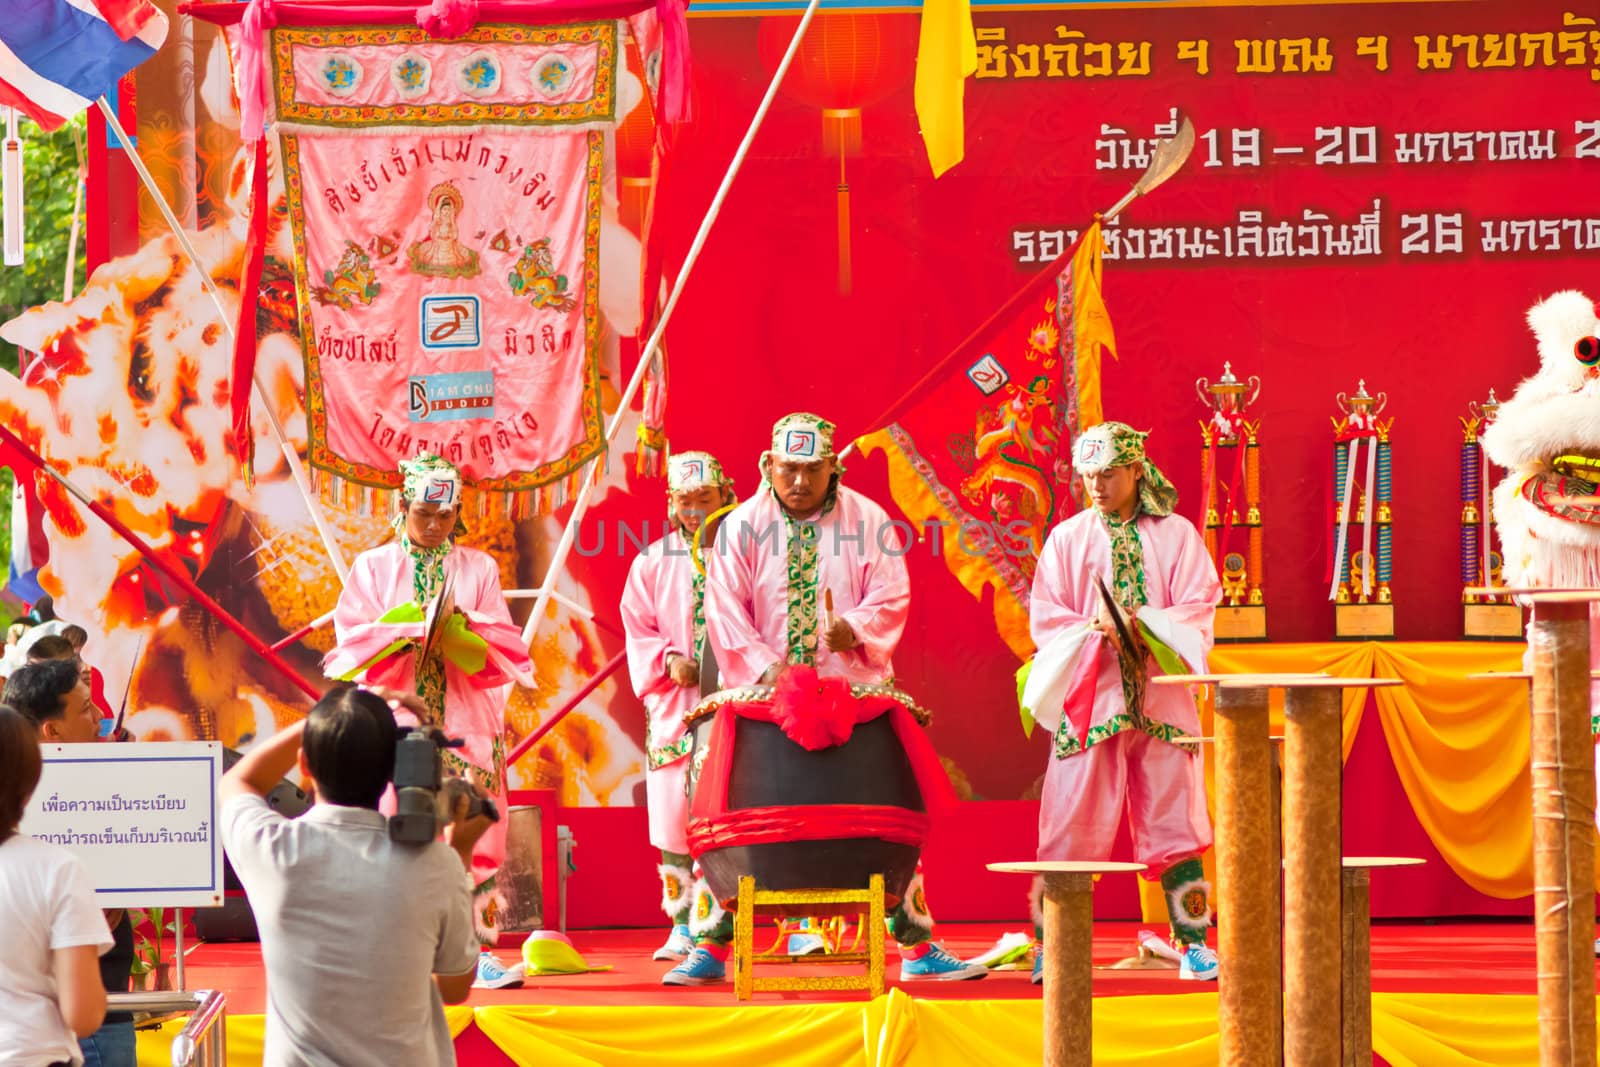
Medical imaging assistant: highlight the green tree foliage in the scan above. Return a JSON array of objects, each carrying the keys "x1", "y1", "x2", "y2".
[{"x1": 0, "y1": 115, "x2": 87, "y2": 578}]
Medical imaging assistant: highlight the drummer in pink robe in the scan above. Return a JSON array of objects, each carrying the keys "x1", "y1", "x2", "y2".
[
  {"x1": 322, "y1": 452, "x2": 533, "y2": 991},
  {"x1": 692, "y1": 412, "x2": 986, "y2": 984},
  {"x1": 1023, "y1": 422, "x2": 1221, "y2": 983},
  {"x1": 620, "y1": 450, "x2": 737, "y2": 969}
]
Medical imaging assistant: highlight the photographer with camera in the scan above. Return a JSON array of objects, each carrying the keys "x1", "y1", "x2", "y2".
[{"x1": 219, "y1": 684, "x2": 490, "y2": 1067}]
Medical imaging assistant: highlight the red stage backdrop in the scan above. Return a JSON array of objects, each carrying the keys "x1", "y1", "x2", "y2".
[{"x1": 31, "y1": 0, "x2": 1600, "y2": 816}]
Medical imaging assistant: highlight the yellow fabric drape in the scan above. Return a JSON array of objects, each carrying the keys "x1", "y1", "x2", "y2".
[
  {"x1": 1069, "y1": 221, "x2": 1117, "y2": 431},
  {"x1": 912, "y1": 0, "x2": 977, "y2": 178},
  {"x1": 134, "y1": 994, "x2": 1588, "y2": 1065},
  {"x1": 1132, "y1": 640, "x2": 1585, "y2": 918}
]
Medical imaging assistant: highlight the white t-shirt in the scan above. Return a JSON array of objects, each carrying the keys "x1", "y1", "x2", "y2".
[
  {"x1": 0, "y1": 834, "x2": 113, "y2": 1067},
  {"x1": 220, "y1": 794, "x2": 478, "y2": 1067}
]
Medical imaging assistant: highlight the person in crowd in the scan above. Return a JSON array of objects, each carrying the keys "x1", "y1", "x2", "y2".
[
  {"x1": 6, "y1": 658, "x2": 137, "y2": 1063},
  {"x1": 695, "y1": 412, "x2": 986, "y2": 984},
  {"x1": 0, "y1": 703, "x2": 111, "y2": 1064},
  {"x1": 1025, "y1": 422, "x2": 1221, "y2": 982},
  {"x1": 220, "y1": 685, "x2": 489, "y2": 1067},
  {"x1": 321, "y1": 451, "x2": 533, "y2": 989},
  {"x1": 620, "y1": 451, "x2": 749, "y2": 970}
]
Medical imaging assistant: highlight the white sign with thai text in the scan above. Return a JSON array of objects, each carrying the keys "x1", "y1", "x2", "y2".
[{"x1": 20, "y1": 742, "x2": 223, "y2": 907}]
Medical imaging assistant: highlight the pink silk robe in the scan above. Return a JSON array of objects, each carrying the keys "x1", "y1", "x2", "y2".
[
  {"x1": 619, "y1": 528, "x2": 701, "y2": 854},
  {"x1": 1029, "y1": 510, "x2": 1221, "y2": 750},
  {"x1": 705, "y1": 486, "x2": 910, "y2": 687},
  {"x1": 323, "y1": 541, "x2": 532, "y2": 897}
]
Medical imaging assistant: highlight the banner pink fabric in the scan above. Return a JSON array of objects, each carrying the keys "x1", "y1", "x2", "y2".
[{"x1": 272, "y1": 22, "x2": 617, "y2": 503}]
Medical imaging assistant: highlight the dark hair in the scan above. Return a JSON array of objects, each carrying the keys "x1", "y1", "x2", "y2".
[
  {"x1": 2, "y1": 660, "x2": 82, "y2": 728},
  {"x1": 302, "y1": 685, "x2": 398, "y2": 809},
  {"x1": 26, "y1": 635, "x2": 76, "y2": 663},
  {"x1": 0, "y1": 705, "x2": 43, "y2": 843},
  {"x1": 28, "y1": 594, "x2": 55, "y2": 623},
  {"x1": 61, "y1": 625, "x2": 88, "y2": 651}
]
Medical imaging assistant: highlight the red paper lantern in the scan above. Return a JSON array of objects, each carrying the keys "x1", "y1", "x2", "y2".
[
  {"x1": 756, "y1": 13, "x2": 917, "y2": 157},
  {"x1": 756, "y1": 13, "x2": 916, "y2": 295}
]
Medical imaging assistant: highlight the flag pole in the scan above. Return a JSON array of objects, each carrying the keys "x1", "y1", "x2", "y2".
[
  {"x1": 94, "y1": 97, "x2": 351, "y2": 585},
  {"x1": 839, "y1": 115, "x2": 1195, "y2": 461},
  {"x1": 517, "y1": 0, "x2": 829, "y2": 650},
  {"x1": 0, "y1": 423, "x2": 322, "y2": 702}
]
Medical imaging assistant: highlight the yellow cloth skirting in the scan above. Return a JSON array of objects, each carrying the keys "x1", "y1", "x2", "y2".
[{"x1": 134, "y1": 991, "x2": 1588, "y2": 1066}]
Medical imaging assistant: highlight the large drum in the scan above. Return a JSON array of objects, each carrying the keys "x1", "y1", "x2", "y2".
[{"x1": 683, "y1": 667, "x2": 953, "y2": 913}]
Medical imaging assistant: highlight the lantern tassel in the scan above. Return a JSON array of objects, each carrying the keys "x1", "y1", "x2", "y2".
[
  {"x1": 3, "y1": 108, "x2": 23, "y2": 266},
  {"x1": 836, "y1": 149, "x2": 851, "y2": 296}
]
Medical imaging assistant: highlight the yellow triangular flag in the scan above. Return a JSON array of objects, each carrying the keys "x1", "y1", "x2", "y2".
[{"x1": 1071, "y1": 221, "x2": 1118, "y2": 429}]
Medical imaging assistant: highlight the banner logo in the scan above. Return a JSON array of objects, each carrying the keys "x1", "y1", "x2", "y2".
[
  {"x1": 408, "y1": 372, "x2": 496, "y2": 422},
  {"x1": 420, "y1": 295, "x2": 482, "y2": 350},
  {"x1": 783, "y1": 429, "x2": 817, "y2": 458},
  {"x1": 967, "y1": 354, "x2": 1009, "y2": 396}
]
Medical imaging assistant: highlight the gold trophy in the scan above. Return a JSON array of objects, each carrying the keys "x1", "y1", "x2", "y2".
[
  {"x1": 1197, "y1": 362, "x2": 1265, "y2": 640},
  {"x1": 1331, "y1": 380, "x2": 1395, "y2": 638},
  {"x1": 1460, "y1": 389, "x2": 1522, "y2": 638}
]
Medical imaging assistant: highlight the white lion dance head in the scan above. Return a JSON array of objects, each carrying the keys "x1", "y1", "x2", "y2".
[{"x1": 1481, "y1": 290, "x2": 1600, "y2": 588}]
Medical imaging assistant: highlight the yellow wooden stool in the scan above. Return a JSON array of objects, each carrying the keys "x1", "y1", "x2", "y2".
[{"x1": 731, "y1": 874, "x2": 886, "y2": 1000}]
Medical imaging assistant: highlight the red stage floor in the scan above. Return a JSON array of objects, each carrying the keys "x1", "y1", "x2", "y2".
[{"x1": 179, "y1": 918, "x2": 1567, "y2": 1014}]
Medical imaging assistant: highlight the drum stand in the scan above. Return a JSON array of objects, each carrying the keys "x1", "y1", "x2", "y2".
[{"x1": 731, "y1": 875, "x2": 886, "y2": 1000}]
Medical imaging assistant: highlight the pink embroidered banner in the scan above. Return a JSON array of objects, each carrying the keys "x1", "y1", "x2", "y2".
[{"x1": 270, "y1": 21, "x2": 618, "y2": 505}]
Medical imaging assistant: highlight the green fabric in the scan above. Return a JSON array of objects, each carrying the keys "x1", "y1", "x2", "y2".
[
  {"x1": 1053, "y1": 712, "x2": 1188, "y2": 757},
  {"x1": 777, "y1": 489, "x2": 838, "y2": 667},
  {"x1": 437, "y1": 613, "x2": 487, "y2": 674},
  {"x1": 888, "y1": 902, "x2": 930, "y2": 947},
  {"x1": 1100, "y1": 509, "x2": 1148, "y2": 729},
  {"x1": 1015, "y1": 659, "x2": 1035, "y2": 739},
  {"x1": 332, "y1": 602, "x2": 423, "y2": 681},
  {"x1": 1137, "y1": 620, "x2": 1189, "y2": 678}
]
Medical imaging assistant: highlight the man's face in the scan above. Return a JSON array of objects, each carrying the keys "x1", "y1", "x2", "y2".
[
  {"x1": 43, "y1": 681, "x2": 101, "y2": 744},
  {"x1": 1082, "y1": 463, "x2": 1141, "y2": 518},
  {"x1": 768, "y1": 457, "x2": 835, "y2": 517},
  {"x1": 404, "y1": 500, "x2": 458, "y2": 549},
  {"x1": 670, "y1": 485, "x2": 727, "y2": 536}
]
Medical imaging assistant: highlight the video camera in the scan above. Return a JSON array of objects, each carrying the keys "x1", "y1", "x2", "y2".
[{"x1": 390, "y1": 726, "x2": 499, "y2": 844}]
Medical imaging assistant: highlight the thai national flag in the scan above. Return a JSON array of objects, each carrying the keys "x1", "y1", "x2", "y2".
[{"x1": 0, "y1": 0, "x2": 168, "y2": 131}]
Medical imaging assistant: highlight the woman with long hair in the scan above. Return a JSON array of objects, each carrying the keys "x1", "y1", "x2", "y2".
[{"x1": 0, "y1": 703, "x2": 111, "y2": 1064}]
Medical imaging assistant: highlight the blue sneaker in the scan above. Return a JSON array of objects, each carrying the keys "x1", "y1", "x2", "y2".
[
  {"x1": 787, "y1": 932, "x2": 826, "y2": 956},
  {"x1": 899, "y1": 943, "x2": 987, "y2": 981},
  {"x1": 662, "y1": 946, "x2": 727, "y2": 986},
  {"x1": 472, "y1": 953, "x2": 524, "y2": 989},
  {"x1": 653, "y1": 924, "x2": 694, "y2": 962},
  {"x1": 1179, "y1": 943, "x2": 1219, "y2": 981},
  {"x1": 1031, "y1": 948, "x2": 1043, "y2": 985}
]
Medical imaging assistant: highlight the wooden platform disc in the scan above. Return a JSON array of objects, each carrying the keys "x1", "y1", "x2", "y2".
[
  {"x1": 1153, "y1": 672, "x2": 1329, "y2": 687},
  {"x1": 1342, "y1": 857, "x2": 1426, "y2": 870},
  {"x1": 1175, "y1": 735, "x2": 1285, "y2": 744},
  {"x1": 988, "y1": 861, "x2": 1147, "y2": 876}
]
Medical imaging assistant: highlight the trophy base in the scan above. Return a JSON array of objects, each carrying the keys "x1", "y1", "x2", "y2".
[
  {"x1": 1215, "y1": 605, "x2": 1267, "y2": 641},
  {"x1": 1463, "y1": 603, "x2": 1524, "y2": 640},
  {"x1": 1335, "y1": 602, "x2": 1394, "y2": 639}
]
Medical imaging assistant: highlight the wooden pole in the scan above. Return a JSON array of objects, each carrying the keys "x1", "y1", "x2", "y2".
[
  {"x1": 1214, "y1": 684, "x2": 1282, "y2": 1065},
  {"x1": 1339, "y1": 866, "x2": 1371, "y2": 1066},
  {"x1": 1527, "y1": 600, "x2": 1597, "y2": 1066},
  {"x1": 1282, "y1": 685, "x2": 1343, "y2": 1065},
  {"x1": 1040, "y1": 871, "x2": 1094, "y2": 1067}
]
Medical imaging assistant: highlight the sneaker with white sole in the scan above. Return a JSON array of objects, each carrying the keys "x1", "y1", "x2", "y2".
[
  {"x1": 653, "y1": 925, "x2": 694, "y2": 962},
  {"x1": 662, "y1": 946, "x2": 727, "y2": 986},
  {"x1": 899, "y1": 943, "x2": 988, "y2": 981},
  {"x1": 1031, "y1": 948, "x2": 1043, "y2": 985},
  {"x1": 1594, "y1": 936, "x2": 1600, "y2": 958},
  {"x1": 472, "y1": 953, "x2": 524, "y2": 989},
  {"x1": 787, "y1": 932, "x2": 826, "y2": 956},
  {"x1": 1179, "y1": 943, "x2": 1219, "y2": 981}
]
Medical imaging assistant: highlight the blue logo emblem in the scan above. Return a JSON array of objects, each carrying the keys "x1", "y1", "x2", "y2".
[{"x1": 408, "y1": 372, "x2": 496, "y2": 423}]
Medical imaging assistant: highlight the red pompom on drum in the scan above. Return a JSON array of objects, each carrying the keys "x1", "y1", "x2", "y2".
[{"x1": 684, "y1": 666, "x2": 956, "y2": 914}]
